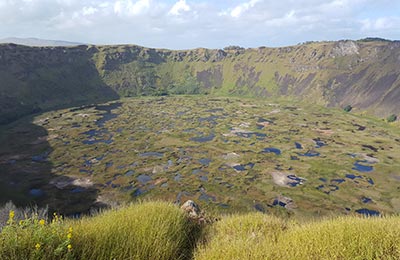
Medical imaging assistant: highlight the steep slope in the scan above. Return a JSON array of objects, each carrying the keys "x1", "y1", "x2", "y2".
[
  {"x1": 0, "y1": 39, "x2": 399, "y2": 123},
  {"x1": 0, "y1": 44, "x2": 118, "y2": 124}
]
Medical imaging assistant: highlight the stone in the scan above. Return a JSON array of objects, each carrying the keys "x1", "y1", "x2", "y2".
[{"x1": 181, "y1": 200, "x2": 201, "y2": 218}]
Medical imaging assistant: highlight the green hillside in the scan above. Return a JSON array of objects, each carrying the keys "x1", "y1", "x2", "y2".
[{"x1": 1, "y1": 39, "x2": 399, "y2": 124}]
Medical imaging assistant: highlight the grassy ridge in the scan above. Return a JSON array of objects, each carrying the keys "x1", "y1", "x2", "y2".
[{"x1": 1, "y1": 201, "x2": 399, "y2": 259}]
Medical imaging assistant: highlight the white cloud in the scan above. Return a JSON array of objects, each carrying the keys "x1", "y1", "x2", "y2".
[
  {"x1": 168, "y1": 0, "x2": 191, "y2": 16},
  {"x1": 0, "y1": 0, "x2": 399, "y2": 49},
  {"x1": 361, "y1": 17, "x2": 400, "y2": 31},
  {"x1": 114, "y1": 0, "x2": 151, "y2": 16},
  {"x1": 230, "y1": 0, "x2": 261, "y2": 18},
  {"x1": 82, "y1": 7, "x2": 98, "y2": 16}
]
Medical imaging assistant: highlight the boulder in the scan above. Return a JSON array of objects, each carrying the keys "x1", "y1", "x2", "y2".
[{"x1": 181, "y1": 200, "x2": 201, "y2": 218}]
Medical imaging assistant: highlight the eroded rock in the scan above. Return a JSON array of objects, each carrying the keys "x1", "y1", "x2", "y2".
[{"x1": 181, "y1": 200, "x2": 201, "y2": 218}]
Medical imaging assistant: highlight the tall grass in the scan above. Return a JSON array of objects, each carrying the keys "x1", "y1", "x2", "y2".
[
  {"x1": 276, "y1": 216, "x2": 400, "y2": 260},
  {"x1": 195, "y1": 214, "x2": 400, "y2": 260},
  {"x1": 194, "y1": 213, "x2": 288, "y2": 260},
  {"x1": 0, "y1": 201, "x2": 201, "y2": 260},
  {"x1": 72, "y1": 201, "x2": 201, "y2": 260},
  {"x1": 1, "y1": 201, "x2": 400, "y2": 260}
]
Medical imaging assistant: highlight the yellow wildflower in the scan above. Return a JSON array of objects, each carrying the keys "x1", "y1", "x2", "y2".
[
  {"x1": 9, "y1": 210, "x2": 15, "y2": 220},
  {"x1": 35, "y1": 243, "x2": 41, "y2": 250},
  {"x1": 68, "y1": 227, "x2": 73, "y2": 233},
  {"x1": 67, "y1": 233, "x2": 72, "y2": 239},
  {"x1": 19, "y1": 220, "x2": 23, "y2": 226},
  {"x1": 39, "y1": 219, "x2": 45, "y2": 226},
  {"x1": 67, "y1": 244, "x2": 72, "y2": 251}
]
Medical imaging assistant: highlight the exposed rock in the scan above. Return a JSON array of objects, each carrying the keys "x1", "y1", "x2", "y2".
[
  {"x1": 273, "y1": 195, "x2": 296, "y2": 210},
  {"x1": 222, "y1": 152, "x2": 240, "y2": 160},
  {"x1": 271, "y1": 172, "x2": 306, "y2": 187},
  {"x1": 330, "y1": 40, "x2": 359, "y2": 57},
  {"x1": 181, "y1": 200, "x2": 201, "y2": 218}
]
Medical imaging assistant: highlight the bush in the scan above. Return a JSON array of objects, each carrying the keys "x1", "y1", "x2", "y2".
[
  {"x1": 387, "y1": 114, "x2": 397, "y2": 122},
  {"x1": 70, "y1": 201, "x2": 200, "y2": 260},
  {"x1": 0, "y1": 201, "x2": 48, "y2": 230},
  {"x1": 0, "y1": 211, "x2": 72, "y2": 260},
  {"x1": 0, "y1": 201, "x2": 201, "y2": 260},
  {"x1": 343, "y1": 105, "x2": 352, "y2": 112}
]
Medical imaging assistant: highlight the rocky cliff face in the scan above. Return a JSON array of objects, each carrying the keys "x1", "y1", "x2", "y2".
[{"x1": 1, "y1": 39, "x2": 399, "y2": 123}]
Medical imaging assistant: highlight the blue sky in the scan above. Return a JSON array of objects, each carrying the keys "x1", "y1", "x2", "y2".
[{"x1": 0, "y1": 0, "x2": 399, "y2": 49}]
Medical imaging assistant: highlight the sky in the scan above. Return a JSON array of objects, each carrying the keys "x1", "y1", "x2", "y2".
[{"x1": 0, "y1": 0, "x2": 399, "y2": 49}]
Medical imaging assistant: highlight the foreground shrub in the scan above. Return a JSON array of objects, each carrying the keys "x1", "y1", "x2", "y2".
[
  {"x1": 0, "y1": 201, "x2": 48, "y2": 230},
  {"x1": 0, "y1": 211, "x2": 71, "y2": 260},
  {"x1": 72, "y1": 201, "x2": 201, "y2": 260},
  {"x1": 0, "y1": 201, "x2": 201, "y2": 260}
]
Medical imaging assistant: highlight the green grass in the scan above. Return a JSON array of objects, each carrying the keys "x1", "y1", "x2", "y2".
[
  {"x1": 195, "y1": 213, "x2": 400, "y2": 260},
  {"x1": 0, "y1": 201, "x2": 201, "y2": 260},
  {"x1": 1, "y1": 201, "x2": 399, "y2": 260}
]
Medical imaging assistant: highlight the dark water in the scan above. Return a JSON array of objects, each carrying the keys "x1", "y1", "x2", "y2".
[
  {"x1": 137, "y1": 174, "x2": 152, "y2": 184},
  {"x1": 331, "y1": 179, "x2": 345, "y2": 184},
  {"x1": 125, "y1": 170, "x2": 135, "y2": 177},
  {"x1": 361, "y1": 197, "x2": 372, "y2": 203},
  {"x1": 199, "y1": 176, "x2": 208, "y2": 182},
  {"x1": 287, "y1": 175, "x2": 305, "y2": 187},
  {"x1": 233, "y1": 162, "x2": 255, "y2": 171},
  {"x1": 198, "y1": 158, "x2": 212, "y2": 166},
  {"x1": 352, "y1": 161, "x2": 374, "y2": 172},
  {"x1": 298, "y1": 151, "x2": 320, "y2": 157},
  {"x1": 218, "y1": 203, "x2": 230, "y2": 208},
  {"x1": 254, "y1": 204, "x2": 266, "y2": 213},
  {"x1": 236, "y1": 132, "x2": 267, "y2": 139},
  {"x1": 71, "y1": 188, "x2": 85, "y2": 193},
  {"x1": 198, "y1": 115, "x2": 220, "y2": 124},
  {"x1": 272, "y1": 199, "x2": 286, "y2": 207},
  {"x1": 345, "y1": 174, "x2": 362, "y2": 180},
  {"x1": 355, "y1": 208, "x2": 380, "y2": 216},
  {"x1": 295, "y1": 142, "x2": 303, "y2": 149},
  {"x1": 199, "y1": 193, "x2": 216, "y2": 202},
  {"x1": 139, "y1": 152, "x2": 164, "y2": 158},
  {"x1": 262, "y1": 148, "x2": 281, "y2": 155},
  {"x1": 314, "y1": 139, "x2": 326, "y2": 148},
  {"x1": 81, "y1": 129, "x2": 113, "y2": 145},
  {"x1": 94, "y1": 102, "x2": 122, "y2": 128},
  {"x1": 32, "y1": 151, "x2": 50, "y2": 162},
  {"x1": 29, "y1": 189, "x2": 44, "y2": 197},
  {"x1": 81, "y1": 102, "x2": 121, "y2": 145},
  {"x1": 206, "y1": 108, "x2": 224, "y2": 113},
  {"x1": 105, "y1": 161, "x2": 113, "y2": 168},
  {"x1": 190, "y1": 133, "x2": 215, "y2": 142},
  {"x1": 174, "y1": 173, "x2": 182, "y2": 182},
  {"x1": 132, "y1": 188, "x2": 146, "y2": 197}
]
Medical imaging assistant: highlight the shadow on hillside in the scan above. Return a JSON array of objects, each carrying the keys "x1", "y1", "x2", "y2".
[
  {"x1": 0, "y1": 121, "x2": 106, "y2": 217},
  {"x1": 0, "y1": 44, "x2": 120, "y2": 125}
]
